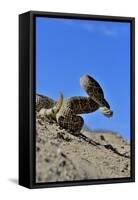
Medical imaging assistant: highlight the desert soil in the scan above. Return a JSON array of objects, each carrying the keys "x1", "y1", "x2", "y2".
[{"x1": 36, "y1": 113, "x2": 130, "y2": 183}]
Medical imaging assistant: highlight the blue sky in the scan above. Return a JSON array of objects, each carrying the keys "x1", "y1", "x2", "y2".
[{"x1": 36, "y1": 17, "x2": 131, "y2": 140}]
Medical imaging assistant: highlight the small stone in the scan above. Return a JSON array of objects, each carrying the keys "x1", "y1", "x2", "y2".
[{"x1": 100, "y1": 135, "x2": 105, "y2": 141}]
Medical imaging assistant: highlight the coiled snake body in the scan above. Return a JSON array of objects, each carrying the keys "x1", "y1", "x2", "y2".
[{"x1": 36, "y1": 75, "x2": 113, "y2": 132}]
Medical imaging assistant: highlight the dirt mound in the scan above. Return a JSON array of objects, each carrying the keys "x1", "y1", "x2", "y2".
[{"x1": 36, "y1": 113, "x2": 130, "y2": 183}]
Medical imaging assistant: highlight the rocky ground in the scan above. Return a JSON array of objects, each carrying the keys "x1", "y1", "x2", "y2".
[{"x1": 36, "y1": 113, "x2": 130, "y2": 183}]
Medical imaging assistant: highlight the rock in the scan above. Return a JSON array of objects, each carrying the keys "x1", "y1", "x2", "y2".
[{"x1": 36, "y1": 114, "x2": 130, "y2": 183}]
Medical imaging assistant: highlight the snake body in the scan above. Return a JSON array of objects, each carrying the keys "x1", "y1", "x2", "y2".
[{"x1": 36, "y1": 75, "x2": 113, "y2": 132}]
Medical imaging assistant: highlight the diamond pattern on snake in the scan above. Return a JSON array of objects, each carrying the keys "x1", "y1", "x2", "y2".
[{"x1": 36, "y1": 74, "x2": 113, "y2": 133}]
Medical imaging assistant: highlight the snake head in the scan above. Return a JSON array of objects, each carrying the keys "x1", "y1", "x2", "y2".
[{"x1": 99, "y1": 106, "x2": 113, "y2": 118}]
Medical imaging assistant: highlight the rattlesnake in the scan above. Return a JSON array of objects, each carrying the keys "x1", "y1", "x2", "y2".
[{"x1": 36, "y1": 75, "x2": 113, "y2": 132}]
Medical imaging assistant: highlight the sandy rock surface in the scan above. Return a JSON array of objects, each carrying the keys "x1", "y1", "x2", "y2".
[{"x1": 36, "y1": 114, "x2": 130, "y2": 183}]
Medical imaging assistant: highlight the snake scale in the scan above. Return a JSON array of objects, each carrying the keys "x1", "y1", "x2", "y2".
[{"x1": 36, "y1": 75, "x2": 113, "y2": 133}]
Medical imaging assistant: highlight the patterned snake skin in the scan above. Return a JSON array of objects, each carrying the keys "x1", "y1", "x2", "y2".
[{"x1": 36, "y1": 75, "x2": 113, "y2": 132}]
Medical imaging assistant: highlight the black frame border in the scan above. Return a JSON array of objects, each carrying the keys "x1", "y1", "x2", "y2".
[{"x1": 19, "y1": 10, "x2": 135, "y2": 189}]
